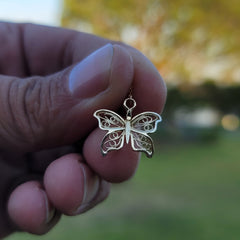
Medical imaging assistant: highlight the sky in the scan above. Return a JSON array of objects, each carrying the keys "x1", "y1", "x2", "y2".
[{"x1": 0, "y1": 0, "x2": 62, "y2": 26}]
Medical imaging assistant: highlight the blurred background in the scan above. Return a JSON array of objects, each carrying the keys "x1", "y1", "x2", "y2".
[{"x1": 1, "y1": 0, "x2": 240, "y2": 239}]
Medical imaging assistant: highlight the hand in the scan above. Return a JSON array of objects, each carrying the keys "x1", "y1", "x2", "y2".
[{"x1": 0, "y1": 22, "x2": 166, "y2": 238}]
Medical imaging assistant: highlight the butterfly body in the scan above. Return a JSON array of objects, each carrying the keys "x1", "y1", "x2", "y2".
[
  {"x1": 104, "y1": 117, "x2": 144, "y2": 145},
  {"x1": 94, "y1": 103, "x2": 161, "y2": 158},
  {"x1": 125, "y1": 119, "x2": 131, "y2": 144}
]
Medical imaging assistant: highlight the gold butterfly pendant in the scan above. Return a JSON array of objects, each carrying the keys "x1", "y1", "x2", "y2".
[{"x1": 94, "y1": 96, "x2": 161, "y2": 158}]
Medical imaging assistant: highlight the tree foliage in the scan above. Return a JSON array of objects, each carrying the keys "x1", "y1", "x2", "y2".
[
  {"x1": 62, "y1": 0, "x2": 240, "y2": 85},
  {"x1": 165, "y1": 83, "x2": 240, "y2": 118}
]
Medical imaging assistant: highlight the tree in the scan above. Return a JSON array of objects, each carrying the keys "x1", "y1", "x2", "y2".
[{"x1": 62, "y1": 0, "x2": 240, "y2": 85}]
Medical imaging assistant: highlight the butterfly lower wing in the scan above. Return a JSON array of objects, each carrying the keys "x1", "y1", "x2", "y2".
[
  {"x1": 101, "y1": 130, "x2": 125, "y2": 156},
  {"x1": 131, "y1": 112, "x2": 161, "y2": 133},
  {"x1": 130, "y1": 130, "x2": 154, "y2": 158}
]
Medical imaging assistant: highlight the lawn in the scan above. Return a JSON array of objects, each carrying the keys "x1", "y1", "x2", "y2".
[{"x1": 6, "y1": 132, "x2": 240, "y2": 240}]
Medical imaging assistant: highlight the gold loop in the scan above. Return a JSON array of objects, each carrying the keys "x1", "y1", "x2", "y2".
[{"x1": 123, "y1": 97, "x2": 136, "y2": 111}]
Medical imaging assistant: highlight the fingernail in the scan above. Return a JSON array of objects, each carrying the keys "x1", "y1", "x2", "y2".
[
  {"x1": 69, "y1": 43, "x2": 113, "y2": 98},
  {"x1": 41, "y1": 190, "x2": 55, "y2": 224},
  {"x1": 74, "y1": 165, "x2": 100, "y2": 215}
]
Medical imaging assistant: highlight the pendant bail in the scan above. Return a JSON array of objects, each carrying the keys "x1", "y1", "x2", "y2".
[{"x1": 123, "y1": 97, "x2": 136, "y2": 119}]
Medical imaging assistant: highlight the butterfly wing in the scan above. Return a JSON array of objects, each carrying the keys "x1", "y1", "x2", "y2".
[
  {"x1": 131, "y1": 131, "x2": 154, "y2": 158},
  {"x1": 101, "y1": 130, "x2": 125, "y2": 155},
  {"x1": 94, "y1": 109, "x2": 125, "y2": 155},
  {"x1": 130, "y1": 112, "x2": 161, "y2": 158},
  {"x1": 131, "y1": 112, "x2": 162, "y2": 133},
  {"x1": 94, "y1": 109, "x2": 125, "y2": 130}
]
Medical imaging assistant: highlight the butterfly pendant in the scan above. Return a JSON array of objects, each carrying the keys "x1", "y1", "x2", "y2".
[{"x1": 94, "y1": 97, "x2": 162, "y2": 158}]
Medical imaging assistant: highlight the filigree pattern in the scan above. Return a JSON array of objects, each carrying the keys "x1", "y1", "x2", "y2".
[
  {"x1": 131, "y1": 112, "x2": 161, "y2": 133},
  {"x1": 101, "y1": 130, "x2": 125, "y2": 155},
  {"x1": 94, "y1": 97, "x2": 161, "y2": 158},
  {"x1": 96, "y1": 110, "x2": 125, "y2": 130},
  {"x1": 131, "y1": 131, "x2": 153, "y2": 157}
]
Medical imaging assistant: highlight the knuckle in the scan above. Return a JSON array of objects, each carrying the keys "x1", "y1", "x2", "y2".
[
  {"x1": 0, "y1": 72, "x2": 71, "y2": 150},
  {"x1": 7, "y1": 77, "x2": 51, "y2": 148}
]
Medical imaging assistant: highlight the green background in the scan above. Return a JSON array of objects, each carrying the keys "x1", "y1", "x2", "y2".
[{"x1": 7, "y1": 132, "x2": 240, "y2": 240}]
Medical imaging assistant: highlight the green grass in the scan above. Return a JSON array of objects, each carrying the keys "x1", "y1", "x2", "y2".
[{"x1": 7, "y1": 132, "x2": 240, "y2": 240}]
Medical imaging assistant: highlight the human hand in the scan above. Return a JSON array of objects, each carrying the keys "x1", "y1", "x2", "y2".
[{"x1": 0, "y1": 22, "x2": 166, "y2": 238}]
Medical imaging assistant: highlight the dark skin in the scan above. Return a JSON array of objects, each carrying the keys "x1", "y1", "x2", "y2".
[{"x1": 0, "y1": 22, "x2": 166, "y2": 238}]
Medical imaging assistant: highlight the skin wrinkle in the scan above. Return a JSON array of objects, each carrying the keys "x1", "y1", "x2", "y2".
[
  {"x1": 41, "y1": 77, "x2": 59, "y2": 147},
  {"x1": 22, "y1": 24, "x2": 75, "y2": 76},
  {"x1": 5, "y1": 77, "x2": 46, "y2": 150},
  {"x1": 61, "y1": 33, "x2": 77, "y2": 69},
  {"x1": 9, "y1": 80, "x2": 31, "y2": 150},
  {"x1": 108, "y1": 45, "x2": 114, "y2": 89},
  {"x1": 22, "y1": 79, "x2": 36, "y2": 141},
  {"x1": 0, "y1": 24, "x2": 11, "y2": 75},
  {"x1": 7, "y1": 80, "x2": 19, "y2": 138},
  {"x1": 23, "y1": 76, "x2": 58, "y2": 149},
  {"x1": 0, "y1": 23, "x2": 22, "y2": 76},
  {"x1": 25, "y1": 78, "x2": 46, "y2": 147},
  {"x1": 10, "y1": 77, "x2": 41, "y2": 150},
  {"x1": 45, "y1": 72, "x2": 71, "y2": 142},
  {"x1": 21, "y1": 74, "x2": 67, "y2": 150},
  {"x1": 0, "y1": 79, "x2": 22, "y2": 149},
  {"x1": 48, "y1": 74, "x2": 60, "y2": 115},
  {"x1": 19, "y1": 24, "x2": 30, "y2": 76}
]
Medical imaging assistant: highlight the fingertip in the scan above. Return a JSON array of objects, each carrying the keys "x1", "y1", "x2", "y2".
[
  {"x1": 7, "y1": 181, "x2": 57, "y2": 235},
  {"x1": 44, "y1": 154, "x2": 83, "y2": 214},
  {"x1": 90, "y1": 43, "x2": 134, "y2": 110},
  {"x1": 123, "y1": 46, "x2": 167, "y2": 114},
  {"x1": 84, "y1": 128, "x2": 140, "y2": 183},
  {"x1": 44, "y1": 154, "x2": 100, "y2": 215},
  {"x1": 111, "y1": 44, "x2": 134, "y2": 86}
]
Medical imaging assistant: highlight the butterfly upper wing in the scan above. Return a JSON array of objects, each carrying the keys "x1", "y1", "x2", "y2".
[
  {"x1": 94, "y1": 109, "x2": 125, "y2": 155},
  {"x1": 94, "y1": 109, "x2": 125, "y2": 130},
  {"x1": 131, "y1": 112, "x2": 161, "y2": 133},
  {"x1": 131, "y1": 131, "x2": 154, "y2": 158}
]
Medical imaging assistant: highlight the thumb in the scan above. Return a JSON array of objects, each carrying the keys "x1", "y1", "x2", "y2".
[{"x1": 0, "y1": 44, "x2": 133, "y2": 152}]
